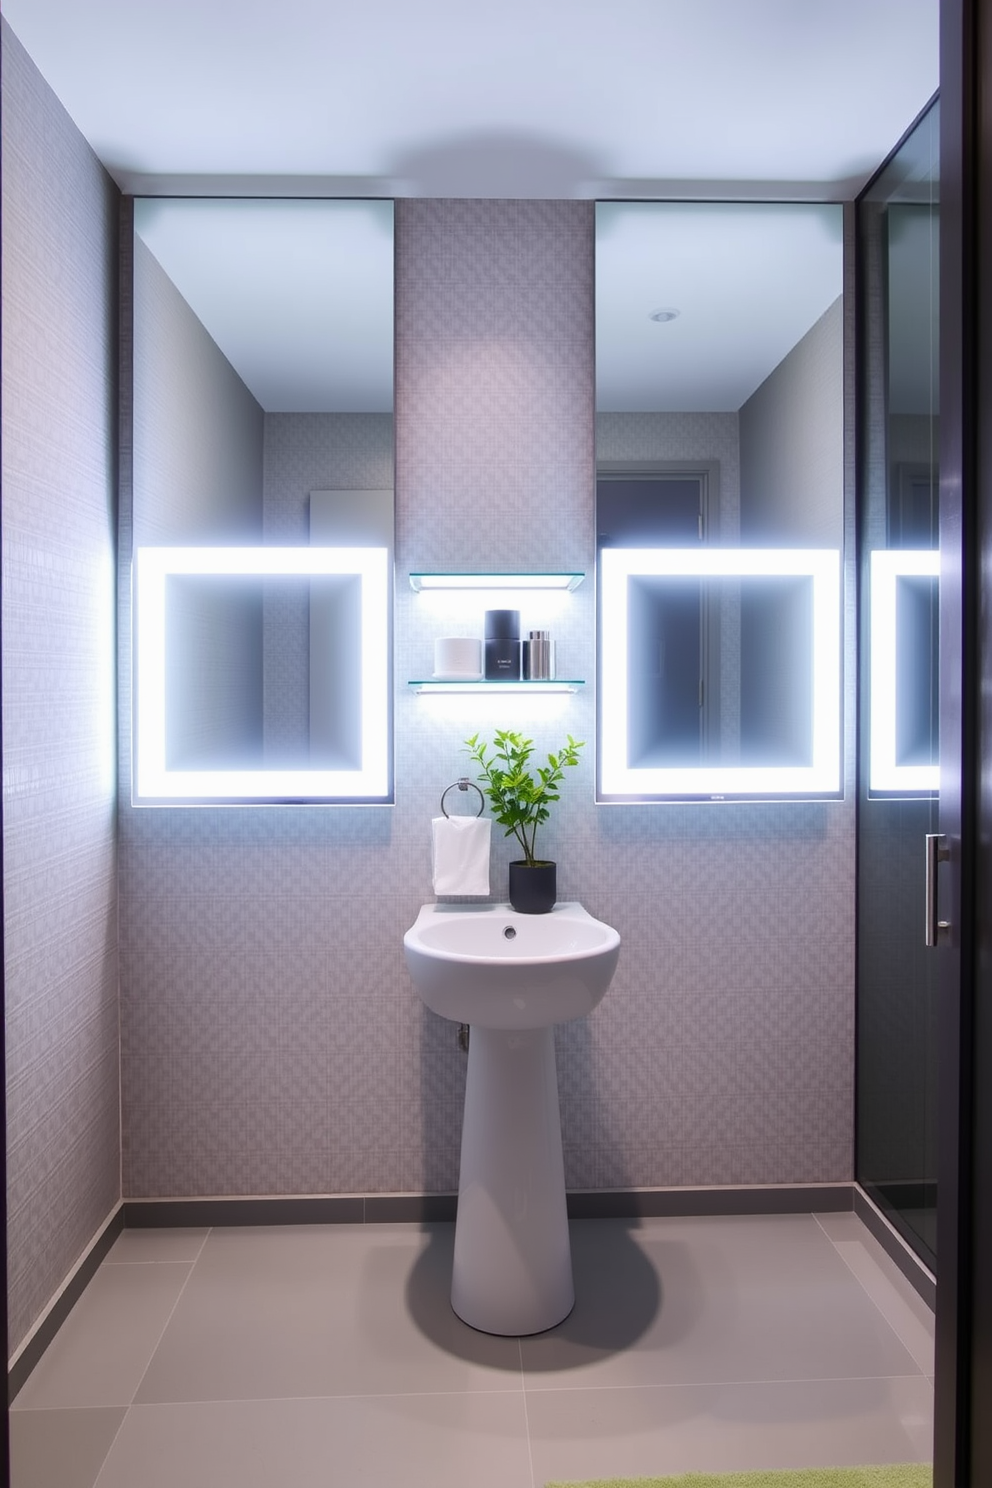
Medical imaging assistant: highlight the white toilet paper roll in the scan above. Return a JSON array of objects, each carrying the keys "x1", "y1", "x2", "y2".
[{"x1": 434, "y1": 637, "x2": 483, "y2": 679}]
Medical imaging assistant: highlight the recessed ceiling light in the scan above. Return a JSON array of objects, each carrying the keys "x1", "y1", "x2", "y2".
[{"x1": 649, "y1": 307, "x2": 680, "y2": 323}]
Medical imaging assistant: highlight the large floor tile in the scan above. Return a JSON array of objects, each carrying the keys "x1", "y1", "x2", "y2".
[
  {"x1": 9, "y1": 1407, "x2": 125, "y2": 1488},
  {"x1": 135, "y1": 1224, "x2": 521, "y2": 1404},
  {"x1": 526, "y1": 1374, "x2": 935, "y2": 1484},
  {"x1": 521, "y1": 1216, "x2": 923, "y2": 1389},
  {"x1": 94, "y1": 1394, "x2": 534, "y2": 1488},
  {"x1": 814, "y1": 1211, "x2": 935, "y2": 1376},
  {"x1": 104, "y1": 1227, "x2": 209, "y2": 1265},
  {"x1": 10, "y1": 1211, "x2": 935, "y2": 1487},
  {"x1": 12, "y1": 1264, "x2": 193, "y2": 1410}
]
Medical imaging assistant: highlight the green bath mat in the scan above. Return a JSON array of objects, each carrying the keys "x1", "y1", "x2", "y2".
[{"x1": 545, "y1": 1467, "x2": 932, "y2": 1488}]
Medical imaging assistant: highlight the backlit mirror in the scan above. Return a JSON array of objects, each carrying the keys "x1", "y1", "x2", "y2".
[
  {"x1": 595, "y1": 202, "x2": 844, "y2": 802},
  {"x1": 130, "y1": 198, "x2": 394, "y2": 804},
  {"x1": 599, "y1": 547, "x2": 840, "y2": 799}
]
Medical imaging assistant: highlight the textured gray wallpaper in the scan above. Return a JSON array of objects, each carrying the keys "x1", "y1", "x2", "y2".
[
  {"x1": 2, "y1": 20, "x2": 121, "y2": 1354},
  {"x1": 118, "y1": 198, "x2": 855, "y2": 1200}
]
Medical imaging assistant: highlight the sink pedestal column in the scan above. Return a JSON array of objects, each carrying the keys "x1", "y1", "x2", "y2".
[{"x1": 451, "y1": 1025, "x2": 573, "y2": 1335}]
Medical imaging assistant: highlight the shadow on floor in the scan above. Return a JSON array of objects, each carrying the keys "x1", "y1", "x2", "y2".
[{"x1": 405, "y1": 1219, "x2": 670, "y2": 1368}]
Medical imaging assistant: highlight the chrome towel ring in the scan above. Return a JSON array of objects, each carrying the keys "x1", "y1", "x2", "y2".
[{"x1": 440, "y1": 778, "x2": 485, "y2": 818}]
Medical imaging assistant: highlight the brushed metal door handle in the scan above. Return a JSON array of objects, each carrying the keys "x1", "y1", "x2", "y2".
[{"x1": 925, "y1": 832, "x2": 950, "y2": 947}]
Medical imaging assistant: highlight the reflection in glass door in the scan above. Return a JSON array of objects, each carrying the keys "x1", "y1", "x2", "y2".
[{"x1": 856, "y1": 97, "x2": 940, "y2": 1268}]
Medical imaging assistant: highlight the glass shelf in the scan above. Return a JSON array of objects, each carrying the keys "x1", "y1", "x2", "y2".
[
  {"x1": 409, "y1": 680, "x2": 584, "y2": 694},
  {"x1": 409, "y1": 572, "x2": 584, "y2": 592}
]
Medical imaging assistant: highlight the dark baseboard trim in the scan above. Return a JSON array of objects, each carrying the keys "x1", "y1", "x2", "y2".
[
  {"x1": 853, "y1": 1184, "x2": 936, "y2": 1310},
  {"x1": 122, "y1": 1183, "x2": 854, "y2": 1231},
  {"x1": 122, "y1": 1193, "x2": 460, "y2": 1227},
  {"x1": 365, "y1": 1193, "x2": 459, "y2": 1223},
  {"x1": 8, "y1": 1204, "x2": 124, "y2": 1404},
  {"x1": 566, "y1": 1183, "x2": 854, "y2": 1219},
  {"x1": 125, "y1": 1195, "x2": 365, "y2": 1227}
]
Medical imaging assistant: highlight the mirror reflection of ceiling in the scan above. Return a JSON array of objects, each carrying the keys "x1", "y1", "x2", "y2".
[
  {"x1": 6, "y1": 1, "x2": 937, "y2": 198},
  {"x1": 134, "y1": 199, "x2": 394, "y2": 412},
  {"x1": 596, "y1": 203, "x2": 842, "y2": 411},
  {"x1": 870, "y1": 101, "x2": 940, "y2": 418},
  {"x1": 887, "y1": 205, "x2": 939, "y2": 417}
]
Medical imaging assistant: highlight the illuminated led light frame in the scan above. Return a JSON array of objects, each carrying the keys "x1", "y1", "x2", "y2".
[
  {"x1": 869, "y1": 549, "x2": 940, "y2": 794},
  {"x1": 599, "y1": 547, "x2": 842, "y2": 800},
  {"x1": 409, "y1": 572, "x2": 584, "y2": 591},
  {"x1": 135, "y1": 546, "x2": 390, "y2": 803}
]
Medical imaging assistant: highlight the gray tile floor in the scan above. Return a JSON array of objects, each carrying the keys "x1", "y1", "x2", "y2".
[{"x1": 10, "y1": 1211, "x2": 934, "y2": 1488}]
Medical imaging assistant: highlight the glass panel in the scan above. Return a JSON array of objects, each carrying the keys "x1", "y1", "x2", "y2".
[
  {"x1": 409, "y1": 574, "x2": 584, "y2": 591},
  {"x1": 130, "y1": 199, "x2": 395, "y2": 804},
  {"x1": 856, "y1": 98, "x2": 940, "y2": 1268},
  {"x1": 595, "y1": 202, "x2": 845, "y2": 803}
]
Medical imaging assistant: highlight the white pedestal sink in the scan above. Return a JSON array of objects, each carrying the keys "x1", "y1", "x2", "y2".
[{"x1": 403, "y1": 901, "x2": 620, "y2": 1335}]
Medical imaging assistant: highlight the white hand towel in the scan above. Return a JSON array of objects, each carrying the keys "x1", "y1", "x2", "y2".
[{"x1": 432, "y1": 815, "x2": 491, "y2": 896}]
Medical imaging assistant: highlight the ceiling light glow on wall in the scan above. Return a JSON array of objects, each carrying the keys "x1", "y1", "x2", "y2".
[
  {"x1": 135, "y1": 546, "x2": 389, "y2": 803},
  {"x1": 599, "y1": 547, "x2": 841, "y2": 799},
  {"x1": 869, "y1": 548, "x2": 940, "y2": 794}
]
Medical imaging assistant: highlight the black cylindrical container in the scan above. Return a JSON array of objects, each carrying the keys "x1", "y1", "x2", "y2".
[{"x1": 484, "y1": 609, "x2": 521, "y2": 679}]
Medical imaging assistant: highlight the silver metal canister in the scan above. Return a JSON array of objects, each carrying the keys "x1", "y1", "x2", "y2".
[{"x1": 523, "y1": 630, "x2": 555, "y2": 680}]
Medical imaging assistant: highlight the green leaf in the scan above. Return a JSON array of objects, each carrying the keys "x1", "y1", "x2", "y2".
[{"x1": 462, "y1": 730, "x2": 584, "y2": 862}]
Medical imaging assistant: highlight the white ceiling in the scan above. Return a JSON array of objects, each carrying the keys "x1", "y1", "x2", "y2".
[
  {"x1": 5, "y1": 0, "x2": 939, "y2": 411},
  {"x1": 135, "y1": 199, "x2": 395, "y2": 413},
  {"x1": 3, "y1": 0, "x2": 938, "y2": 198},
  {"x1": 596, "y1": 202, "x2": 843, "y2": 411}
]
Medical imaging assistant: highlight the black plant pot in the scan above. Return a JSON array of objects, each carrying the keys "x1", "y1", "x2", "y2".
[{"x1": 508, "y1": 860, "x2": 557, "y2": 915}]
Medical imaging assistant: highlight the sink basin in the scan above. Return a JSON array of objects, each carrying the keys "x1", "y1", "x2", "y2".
[
  {"x1": 404, "y1": 900, "x2": 621, "y2": 1336},
  {"x1": 403, "y1": 901, "x2": 620, "y2": 1029}
]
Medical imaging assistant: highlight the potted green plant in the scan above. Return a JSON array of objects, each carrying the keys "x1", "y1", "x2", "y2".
[{"x1": 465, "y1": 729, "x2": 584, "y2": 913}]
